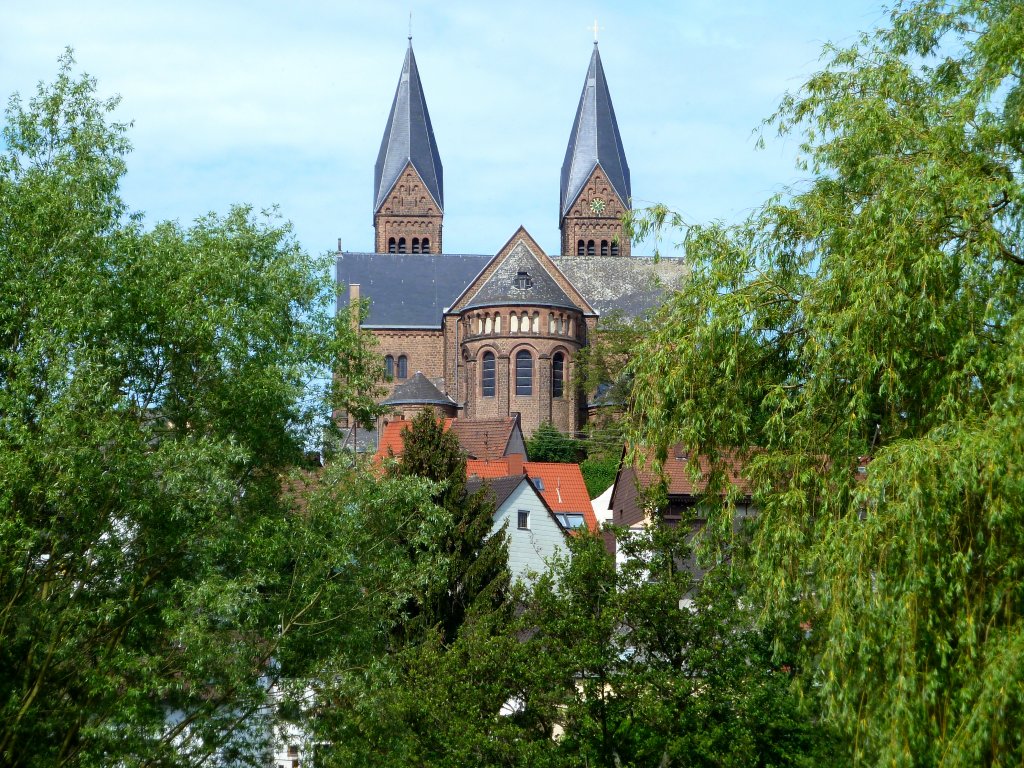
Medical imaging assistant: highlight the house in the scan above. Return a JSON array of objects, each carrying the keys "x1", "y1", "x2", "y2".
[
  {"x1": 466, "y1": 458, "x2": 599, "y2": 533},
  {"x1": 608, "y1": 446, "x2": 756, "y2": 569},
  {"x1": 609, "y1": 446, "x2": 755, "y2": 529},
  {"x1": 336, "y1": 39, "x2": 688, "y2": 440},
  {"x1": 467, "y1": 475, "x2": 568, "y2": 584}
]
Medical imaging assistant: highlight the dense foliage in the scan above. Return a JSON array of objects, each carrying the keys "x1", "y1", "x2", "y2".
[
  {"x1": 0, "y1": 53, "x2": 388, "y2": 766},
  {"x1": 625, "y1": 1, "x2": 1024, "y2": 764}
]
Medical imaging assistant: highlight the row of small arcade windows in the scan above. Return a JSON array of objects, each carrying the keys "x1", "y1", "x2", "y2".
[
  {"x1": 471, "y1": 311, "x2": 576, "y2": 337},
  {"x1": 480, "y1": 350, "x2": 565, "y2": 398},
  {"x1": 576, "y1": 239, "x2": 619, "y2": 256},
  {"x1": 384, "y1": 354, "x2": 408, "y2": 379},
  {"x1": 387, "y1": 237, "x2": 431, "y2": 254}
]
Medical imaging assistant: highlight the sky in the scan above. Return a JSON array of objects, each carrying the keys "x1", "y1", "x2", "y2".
[{"x1": 4, "y1": 1, "x2": 892, "y2": 259}]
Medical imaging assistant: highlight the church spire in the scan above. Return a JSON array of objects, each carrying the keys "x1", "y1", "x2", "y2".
[
  {"x1": 559, "y1": 43, "x2": 631, "y2": 256},
  {"x1": 373, "y1": 40, "x2": 444, "y2": 254}
]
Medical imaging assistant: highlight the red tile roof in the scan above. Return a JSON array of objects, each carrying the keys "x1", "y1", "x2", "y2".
[
  {"x1": 632, "y1": 446, "x2": 753, "y2": 498},
  {"x1": 523, "y1": 462, "x2": 598, "y2": 532},
  {"x1": 375, "y1": 417, "x2": 454, "y2": 460},
  {"x1": 449, "y1": 417, "x2": 518, "y2": 460}
]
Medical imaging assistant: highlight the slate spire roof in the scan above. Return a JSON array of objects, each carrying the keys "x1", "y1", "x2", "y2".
[
  {"x1": 560, "y1": 43, "x2": 631, "y2": 217},
  {"x1": 374, "y1": 40, "x2": 444, "y2": 214}
]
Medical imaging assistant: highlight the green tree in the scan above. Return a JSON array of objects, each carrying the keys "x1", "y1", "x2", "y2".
[
  {"x1": 516, "y1": 528, "x2": 834, "y2": 768},
  {"x1": 626, "y1": 2, "x2": 1024, "y2": 764},
  {"x1": 526, "y1": 421, "x2": 584, "y2": 463},
  {"x1": 0, "y1": 53, "x2": 385, "y2": 766},
  {"x1": 387, "y1": 408, "x2": 511, "y2": 646}
]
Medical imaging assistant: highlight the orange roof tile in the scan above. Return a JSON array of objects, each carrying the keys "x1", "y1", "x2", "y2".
[
  {"x1": 374, "y1": 417, "x2": 454, "y2": 461},
  {"x1": 466, "y1": 458, "x2": 512, "y2": 478},
  {"x1": 523, "y1": 462, "x2": 598, "y2": 532}
]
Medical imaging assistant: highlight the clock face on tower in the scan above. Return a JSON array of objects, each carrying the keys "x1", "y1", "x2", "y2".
[{"x1": 589, "y1": 197, "x2": 606, "y2": 214}]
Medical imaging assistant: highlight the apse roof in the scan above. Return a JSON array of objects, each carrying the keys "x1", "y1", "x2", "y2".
[
  {"x1": 374, "y1": 41, "x2": 444, "y2": 214},
  {"x1": 560, "y1": 44, "x2": 631, "y2": 217}
]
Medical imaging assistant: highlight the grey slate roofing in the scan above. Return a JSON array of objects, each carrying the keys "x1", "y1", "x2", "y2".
[
  {"x1": 466, "y1": 475, "x2": 528, "y2": 511},
  {"x1": 382, "y1": 371, "x2": 456, "y2": 407},
  {"x1": 463, "y1": 242, "x2": 579, "y2": 313},
  {"x1": 552, "y1": 256, "x2": 688, "y2": 318},
  {"x1": 374, "y1": 41, "x2": 443, "y2": 214},
  {"x1": 336, "y1": 251, "x2": 688, "y2": 327},
  {"x1": 560, "y1": 44, "x2": 631, "y2": 218},
  {"x1": 337, "y1": 252, "x2": 489, "y2": 327}
]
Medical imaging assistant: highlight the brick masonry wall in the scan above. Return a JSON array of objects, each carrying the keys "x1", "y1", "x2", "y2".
[
  {"x1": 560, "y1": 166, "x2": 631, "y2": 257},
  {"x1": 458, "y1": 304, "x2": 584, "y2": 437},
  {"x1": 372, "y1": 329, "x2": 445, "y2": 400},
  {"x1": 374, "y1": 164, "x2": 443, "y2": 253}
]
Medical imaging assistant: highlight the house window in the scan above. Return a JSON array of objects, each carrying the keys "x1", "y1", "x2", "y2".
[
  {"x1": 397, "y1": 355, "x2": 408, "y2": 379},
  {"x1": 517, "y1": 509, "x2": 530, "y2": 530},
  {"x1": 384, "y1": 355, "x2": 394, "y2": 379},
  {"x1": 515, "y1": 350, "x2": 532, "y2": 396},
  {"x1": 388, "y1": 237, "x2": 397, "y2": 253},
  {"x1": 398, "y1": 237, "x2": 407, "y2": 254},
  {"x1": 481, "y1": 352, "x2": 495, "y2": 397},
  {"x1": 514, "y1": 270, "x2": 533, "y2": 289},
  {"x1": 552, "y1": 352, "x2": 564, "y2": 398},
  {"x1": 422, "y1": 237, "x2": 431, "y2": 254},
  {"x1": 494, "y1": 314, "x2": 501, "y2": 333},
  {"x1": 577, "y1": 239, "x2": 585, "y2": 256}
]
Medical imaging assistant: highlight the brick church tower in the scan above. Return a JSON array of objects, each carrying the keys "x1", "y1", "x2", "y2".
[
  {"x1": 559, "y1": 42, "x2": 631, "y2": 257},
  {"x1": 373, "y1": 39, "x2": 444, "y2": 254}
]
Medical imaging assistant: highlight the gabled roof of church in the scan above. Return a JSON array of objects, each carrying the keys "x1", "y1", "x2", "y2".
[
  {"x1": 560, "y1": 43, "x2": 631, "y2": 217},
  {"x1": 449, "y1": 228, "x2": 596, "y2": 316},
  {"x1": 381, "y1": 372, "x2": 456, "y2": 408},
  {"x1": 374, "y1": 41, "x2": 443, "y2": 214},
  {"x1": 463, "y1": 242, "x2": 578, "y2": 312}
]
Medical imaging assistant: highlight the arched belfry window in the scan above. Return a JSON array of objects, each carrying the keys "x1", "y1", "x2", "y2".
[
  {"x1": 515, "y1": 350, "x2": 533, "y2": 396},
  {"x1": 577, "y1": 240, "x2": 585, "y2": 256},
  {"x1": 388, "y1": 238, "x2": 397, "y2": 253},
  {"x1": 600, "y1": 240, "x2": 609, "y2": 256},
  {"x1": 397, "y1": 355, "x2": 408, "y2": 379},
  {"x1": 411, "y1": 238, "x2": 421, "y2": 254},
  {"x1": 398, "y1": 237, "x2": 407, "y2": 254},
  {"x1": 481, "y1": 352, "x2": 495, "y2": 397},
  {"x1": 552, "y1": 352, "x2": 565, "y2": 398},
  {"x1": 422, "y1": 238, "x2": 431, "y2": 254},
  {"x1": 384, "y1": 355, "x2": 394, "y2": 379},
  {"x1": 587, "y1": 240, "x2": 595, "y2": 256},
  {"x1": 611, "y1": 241, "x2": 619, "y2": 256}
]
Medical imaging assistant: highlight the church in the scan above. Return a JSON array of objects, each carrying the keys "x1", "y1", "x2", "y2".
[{"x1": 336, "y1": 39, "x2": 687, "y2": 439}]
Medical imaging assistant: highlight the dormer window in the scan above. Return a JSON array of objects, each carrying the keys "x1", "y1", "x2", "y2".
[{"x1": 514, "y1": 271, "x2": 533, "y2": 290}]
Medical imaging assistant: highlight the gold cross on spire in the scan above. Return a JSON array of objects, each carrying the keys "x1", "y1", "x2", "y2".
[{"x1": 588, "y1": 18, "x2": 601, "y2": 43}]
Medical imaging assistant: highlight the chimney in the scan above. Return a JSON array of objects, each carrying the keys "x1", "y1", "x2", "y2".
[
  {"x1": 349, "y1": 283, "x2": 361, "y2": 330},
  {"x1": 506, "y1": 453, "x2": 525, "y2": 476}
]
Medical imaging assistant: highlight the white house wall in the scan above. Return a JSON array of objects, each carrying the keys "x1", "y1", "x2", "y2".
[{"x1": 492, "y1": 483, "x2": 566, "y2": 583}]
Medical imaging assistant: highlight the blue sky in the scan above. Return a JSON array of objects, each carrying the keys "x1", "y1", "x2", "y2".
[{"x1": 4, "y1": 1, "x2": 891, "y2": 258}]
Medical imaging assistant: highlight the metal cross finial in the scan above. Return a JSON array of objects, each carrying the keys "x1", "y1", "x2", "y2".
[
  {"x1": 589, "y1": 19, "x2": 601, "y2": 43},
  {"x1": 408, "y1": 11, "x2": 412, "y2": 41}
]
